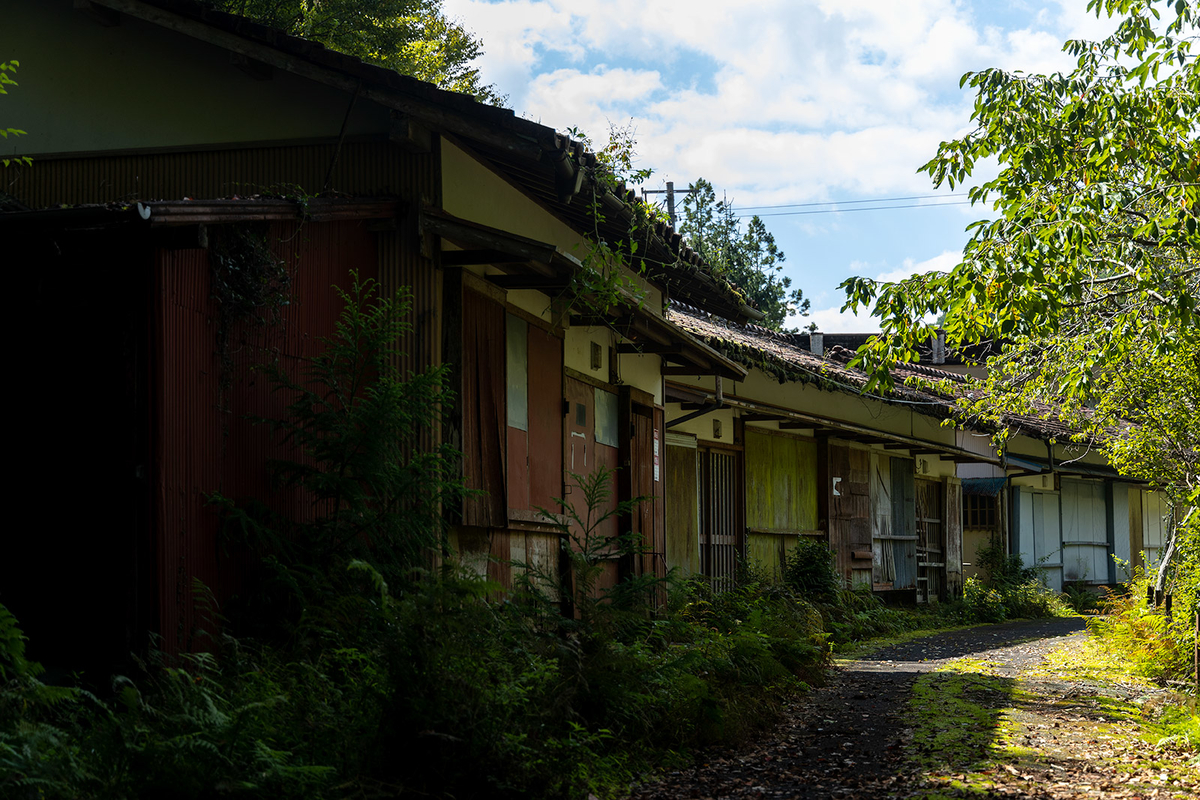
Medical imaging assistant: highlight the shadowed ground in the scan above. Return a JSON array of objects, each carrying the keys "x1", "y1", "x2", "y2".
[{"x1": 626, "y1": 617, "x2": 1196, "y2": 800}]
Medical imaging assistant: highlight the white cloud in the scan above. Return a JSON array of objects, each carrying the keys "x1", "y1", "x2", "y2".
[
  {"x1": 444, "y1": 1, "x2": 1102, "y2": 335},
  {"x1": 800, "y1": 249, "x2": 960, "y2": 332},
  {"x1": 445, "y1": 0, "x2": 1082, "y2": 206}
]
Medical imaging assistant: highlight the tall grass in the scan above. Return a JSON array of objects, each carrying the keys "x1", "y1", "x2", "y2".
[{"x1": 1089, "y1": 569, "x2": 1193, "y2": 685}]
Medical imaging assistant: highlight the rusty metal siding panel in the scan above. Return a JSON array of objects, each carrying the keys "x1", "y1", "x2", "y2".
[
  {"x1": 155, "y1": 247, "x2": 224, "y2": 652},
  {"x1": 378, "y1": 227, "x2": 440, "y2": 380},
  {"x1": 7, "y1": 141, "x2": 437, "y2": 208},
  {"x1": 154, "y1": 219, "x2": 380, "y2": 652}
]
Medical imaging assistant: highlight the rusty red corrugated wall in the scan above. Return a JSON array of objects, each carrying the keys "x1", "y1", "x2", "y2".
[{"x1": 154, "y1": 219, "x2": 389, "y2": 651}]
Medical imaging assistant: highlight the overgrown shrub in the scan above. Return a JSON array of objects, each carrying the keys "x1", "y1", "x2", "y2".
[
  {"x1": 1, "y1": 603, "x2": 349, "y2": 799},
  {"x1": 1060, "y1": 581, "x2": 1100, "y2": 614},
  {"x1": 1090, "y1": 570, "x2": 1192, "y2": 684},
  {"x1": 961, "y1": 576, "x2": 1008, "y2": 623},
  {"x1": 781, "y1": 536, "x2": 841, "y2": 600},
  {"x1": 778, "y1": 538, "x2": 949, "y2": 645},
  {"x1": 972, "y1": 541, "x2": 1068, "y2": 620}
]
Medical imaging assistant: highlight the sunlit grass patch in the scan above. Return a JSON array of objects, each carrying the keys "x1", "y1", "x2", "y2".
[{"x1": 907, "y1": 665, "x2": 1016, "y2": 770}]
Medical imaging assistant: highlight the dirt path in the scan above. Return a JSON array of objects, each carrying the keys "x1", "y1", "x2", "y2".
[{"x1": 628, "y1": 618, "x2": 1197, "y2": 800}]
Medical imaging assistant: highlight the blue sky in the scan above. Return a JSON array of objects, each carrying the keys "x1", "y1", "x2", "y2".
[{"x1": 443, "y1": 0, "x2": 1122, "y2": 330}]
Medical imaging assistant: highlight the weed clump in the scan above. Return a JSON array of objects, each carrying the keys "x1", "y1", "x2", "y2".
[
  {"x1": 960, "y1": 541, "x2": 1068, "y2": 622},
  {"x1": 1090, "y1": 569, "x2": 1193, "y2": 685},
  {"x1": 779, "y1": 538, "x2": 944, "y2": 646}
]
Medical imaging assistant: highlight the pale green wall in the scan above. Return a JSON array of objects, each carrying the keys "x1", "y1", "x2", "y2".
[
  {"x1": 744, "y1": 429, "x2": 819, "y2": 576},
  {"x1": 5, "y1": 3, "x2": 390, "y2": 155}
]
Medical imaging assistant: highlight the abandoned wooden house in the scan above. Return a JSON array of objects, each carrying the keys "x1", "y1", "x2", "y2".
[
  {"x1": 1, "y1": 1, "x2": 1174, "y2": 677},
  {"x1": 663, "y1": 310, "x2": 1173, "y2": 596},
  {"x1": 1, "y1": 0, "x2": 749, "y2": 669}
]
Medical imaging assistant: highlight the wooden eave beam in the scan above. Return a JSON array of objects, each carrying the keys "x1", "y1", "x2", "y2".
[
  {"x1": 422, "y1": 211, "x2": 564, "y2": 279},
  {"x1": 664, "y1": 379, "x2": 1003, "y2": 466},
  {"x1": 487, "y1": 275, "x2": 570, "y2": 292},
  {"x1": 145, "y1": 198, "x2": 404, "y2": 225},
  {"x1": 740, "y1": 413, "x2": 788, "y2": 422},
  {"x1": 441, "y1": 249, "x2": 530, "y2": 267},
  {"x1": 664, "y1": 384, "x2": 709, "y2": 406},
  {"x1": 616, "y1": 343, "x2": 682, "y2": 355}
]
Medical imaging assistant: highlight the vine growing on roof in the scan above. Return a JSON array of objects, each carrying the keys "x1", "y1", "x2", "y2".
[{"x1": 548, "y1": 121, "x2": 671, "y2": 370}]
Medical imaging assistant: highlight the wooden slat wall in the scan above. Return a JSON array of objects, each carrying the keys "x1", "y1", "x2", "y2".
[
  {"x1": 461, "y1": 288, "x2": 507, "y2": 527},
  {"x1": 744, "y1": 429, "x2": 818, "y2": 576},
  {"x1": 944, "y1": 477, "x2": 963, "y2": 597},
  {"x1": 665, "y1": 437, "x2": 701, "y2": 575},
  {"x1": 829, "y1": 443, "x2": 871, "y2": 586},
  {"x1": 8, "y1": 141, "x2": 436, "y2": 208}
]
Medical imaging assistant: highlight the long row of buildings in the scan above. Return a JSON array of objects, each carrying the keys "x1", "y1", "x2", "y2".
[{"x1": 2, "y1": 1, "x2": 1171, "y2": 673}]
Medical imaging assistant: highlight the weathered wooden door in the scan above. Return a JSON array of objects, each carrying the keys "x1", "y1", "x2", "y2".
[
  {"x1": 829, "y1": 443, "x2": 871, "y2": 586},
  {"x1": 916, "y1": 478, "x2": 944, "y2": 602},
  {"x1": 944, "y1": 477, "x2": 963, "y2": 597},
  {"x1": 665, "y1": 432, "x2": 701, "y2": 575},
  {"x1": 563, "y1": 377, "x2": 620, "y2": 593},
  {"x1": 870, "y1": 453, "x2": 916, "y2": 591},
  {"x1": 701, "y1": 447, "x2": 743, "y2": 592}
]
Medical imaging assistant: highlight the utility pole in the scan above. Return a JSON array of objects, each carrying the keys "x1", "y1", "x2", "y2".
[{"x1": 641, "y1": 181, "x2": 698, "y2": 228}]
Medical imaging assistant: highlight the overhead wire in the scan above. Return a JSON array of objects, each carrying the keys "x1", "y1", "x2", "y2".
[
  {"x1": 747, "y1": 200, "x2": 970, "y2": 218},
  {"x1": 731, "y1": 192, "x2": 968, "y2": 211}
]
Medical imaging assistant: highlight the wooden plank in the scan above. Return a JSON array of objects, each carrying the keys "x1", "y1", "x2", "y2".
[
  {"x1": 945, "y1": 477, "x2": 963, "y2": 597},
  {"x1": 744, "y1": 428, "x2": 818, "y2": 561},
  {"x1": 528, "y1": 325, "x2": 563, "y2": 512},
  {"x1": 665, "y1": 441, "x2": 701, "y2": 575},
  {"x1": 461, "y1": 288, "x2": 507, "y2": 527},
  {"x1": 507, "y1": 426, "x2": 530, "y2": 511},
  {"x1": 617, "y1": 342, "x2": 681, "y2": 355},
  {"x1": 441, "y1": 249, "x2": 529, "y2": 266},
  {"x1": 740, "y1": 413, "x2": 787, "y2": 423},
  {"x1": 747, "y1": 528, "x2": 824, "y2": 537}
]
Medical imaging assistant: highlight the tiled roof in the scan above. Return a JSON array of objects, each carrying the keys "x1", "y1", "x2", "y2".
[{"x1": 667, "y1": 306, "x2": 1095, "y2": 444}]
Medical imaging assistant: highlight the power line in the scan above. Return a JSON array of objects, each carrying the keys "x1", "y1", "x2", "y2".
[
  {"x1": 731, "y1": 192, "x2": 968, "y2": 211},
  {"x1": 746, "y1": 200, "x2": 970, "y2": 218}
]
